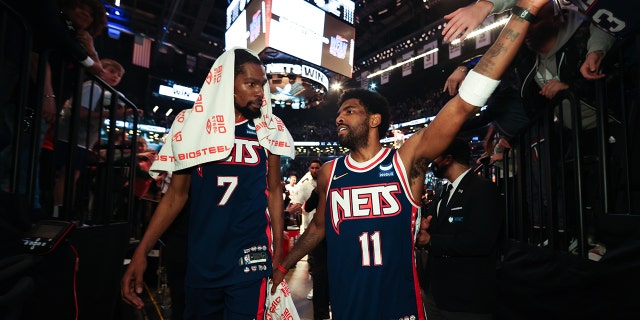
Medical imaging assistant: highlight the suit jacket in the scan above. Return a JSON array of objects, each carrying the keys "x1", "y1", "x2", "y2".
[{"x1": 425, "y1": 171, "x2": 503, "y2": 314}]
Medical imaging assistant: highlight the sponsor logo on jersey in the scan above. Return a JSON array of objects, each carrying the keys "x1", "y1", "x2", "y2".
[
  {"x1": 332, "y1": 172, "x2": 348, "y2": 180},
  {"x1": 330, "y1": 183, "x2": 402, "y2": 234},
  {"x1": 378, "y1": 162, "x2": 395, "y2": 178},
  {"x1": 239, "y1": 252, "x2": 268, "y2": 266},
  {"x1": 246, "y1": 122, "x2": 256, "y2": 134}
]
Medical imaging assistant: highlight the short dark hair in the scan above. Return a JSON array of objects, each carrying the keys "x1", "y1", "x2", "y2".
[
  {"x1": 309, "y1": 159, "x2": 323, "y2": 167},
  {"x1": 337, "y1": 89, "x2": 390, "y2": 139},
  {"x1": 234, "y1": 49, "x2": 263, "y2": 76},
  {"x1": 442, "y1": 138, "x2": 471, "y2": 166}
]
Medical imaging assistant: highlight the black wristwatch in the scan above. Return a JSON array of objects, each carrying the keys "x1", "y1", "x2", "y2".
[{"x1": 511, "y1": 6, "x2": 537, "y2": 23}]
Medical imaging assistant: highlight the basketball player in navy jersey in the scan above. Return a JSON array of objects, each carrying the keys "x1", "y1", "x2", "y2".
[
  {"x1": 122, "y1": 49, "x2": 286, "y2": 319},
  {"x1": 271, "y1": 0, "x2": 548, "y2": 318}
]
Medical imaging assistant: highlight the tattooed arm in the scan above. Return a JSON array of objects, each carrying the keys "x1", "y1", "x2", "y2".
[
  {"x1": 472, "y1": 0, "x2": 545, "y2": 78},
  {"x1": 398, "y1": 0, "x2": 546, "y2": 175}
]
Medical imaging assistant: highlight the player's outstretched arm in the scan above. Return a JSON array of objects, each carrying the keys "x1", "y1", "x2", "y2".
[{"x1": 400, "y1": 0, "x2": 546, "y2": 174}]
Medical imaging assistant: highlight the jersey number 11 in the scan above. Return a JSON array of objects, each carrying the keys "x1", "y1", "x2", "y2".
[{"x1": 359, "y1": 231, "x2": 383, "y2": 266}]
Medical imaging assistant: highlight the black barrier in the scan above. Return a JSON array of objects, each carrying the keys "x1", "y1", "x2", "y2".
[{"x1": 69, "y1": 222, "x2": 129, "y2": 320}]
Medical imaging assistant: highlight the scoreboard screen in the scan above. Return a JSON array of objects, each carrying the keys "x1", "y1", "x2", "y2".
[{"x1": 225, "y1": 0, "x2": 355, "y2": 77}]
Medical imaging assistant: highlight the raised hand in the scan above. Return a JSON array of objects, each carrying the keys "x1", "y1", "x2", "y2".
[
  {"x1": 443, "y1": 66, "x2": 468, "y2": 96},
  {"x1": 442, "y1": 1, "x2": 494, "y2": 43}
]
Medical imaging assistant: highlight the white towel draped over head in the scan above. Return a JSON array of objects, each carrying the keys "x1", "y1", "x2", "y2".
[{"x1": 150, "y1": 47, "x2": 296, "y2": 177}]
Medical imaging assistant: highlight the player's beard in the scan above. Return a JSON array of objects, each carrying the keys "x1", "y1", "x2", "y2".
[
  {"x1": 338, "y1": 119, "x2": 369, "y2": 150},
  {"x1": 235, "y1": 101, "x2": 262, "y2": 120}
]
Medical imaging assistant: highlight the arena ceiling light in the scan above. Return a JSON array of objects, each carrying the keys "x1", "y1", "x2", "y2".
[
  {"x1": 366, "y1": 47, "x2": 439, "y2": 79},
  {"x1": 450, "y1": 16, "x2": 510, "y2": 45}
]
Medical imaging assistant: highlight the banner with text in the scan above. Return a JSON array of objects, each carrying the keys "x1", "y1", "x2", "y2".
[
  {"x1": 360, "y1": 71, "x2": 369, "y2": 89},
  {"x1": 449, "y1": 41, "x2": 462, "y2": 59},
  {"x1": 402, "y1": 51, "x2": 414, "y2": 77},
  {"x1": 475, "y1": 15, "x2": 494, "y2": 49},
  {"x1": 380, "y1": 60, "x2": 392, "y2": 84},
  {"x1": 423, "y1": 41, "x2": 438, "y2": 69}
]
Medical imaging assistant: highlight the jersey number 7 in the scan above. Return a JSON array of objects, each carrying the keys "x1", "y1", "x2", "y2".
[{"x1": 217, "y1": 176, "x2": 238, "y2": 205}]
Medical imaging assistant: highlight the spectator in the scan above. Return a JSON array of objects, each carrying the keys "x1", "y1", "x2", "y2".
[
  {"x1": 52, "y1": 58, "x2": 124, "y2": 216},
  {"x1": 284, "y1": 174, "x2": 297, "y2": 204},
  {"x1": 286, "y1": 160, "x2": 322, "y2": 232},
  {"x1": 417, "y1": 138, "x2": 503, "y2": 319},
  {"x1": 440, "y1": 0, "x2": 618, "y2": 79},
  {"x1": 1, "y1": 0, "x2": 107, "y2": 219},
  {"x1": 130, "y1": 137, "x2": 158, "y2": 238}
]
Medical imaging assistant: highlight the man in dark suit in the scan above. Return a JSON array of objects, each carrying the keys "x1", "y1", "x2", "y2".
[{"x1": 417, "y1": 137, "x2": 503, "y2": 320}]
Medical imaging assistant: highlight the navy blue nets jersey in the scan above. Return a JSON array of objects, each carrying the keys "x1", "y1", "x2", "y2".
[
  {"x1": 186, "y1": 119, "x2": 273, "y2": 287},
  {"x1": 324, "y1": 148, "x2": 426, "y2": 320}
]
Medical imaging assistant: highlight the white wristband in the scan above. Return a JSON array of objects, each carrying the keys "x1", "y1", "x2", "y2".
[
  {"x1": 458, "y1": 69, "x2": 501, "y2": 107},
  {"x1": 80, "y1": 56, "x2": 95, "y2": 68}
]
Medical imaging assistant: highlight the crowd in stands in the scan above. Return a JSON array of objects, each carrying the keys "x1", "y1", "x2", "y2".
[
  {"x1": 273, "y1": 87, "x2": 451, "y2": 143},
  {"x1": 389, "y1": 89, "x2": 450, "y2": 124}
]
